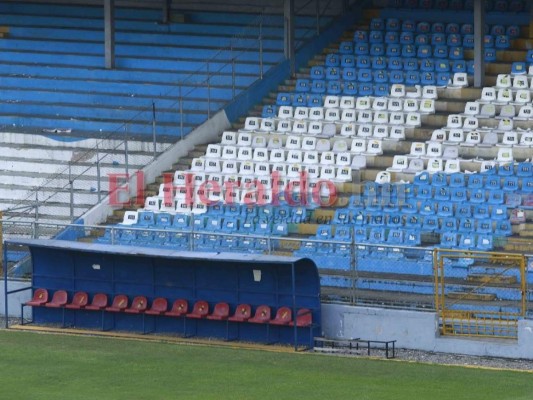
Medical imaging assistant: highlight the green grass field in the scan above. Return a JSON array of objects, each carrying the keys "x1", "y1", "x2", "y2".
[{"x1": 1, "y1": 330, "x2": 532, "y2": 400}]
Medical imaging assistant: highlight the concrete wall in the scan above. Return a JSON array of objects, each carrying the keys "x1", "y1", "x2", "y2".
[
  {"x1": 322, "y1": 304, "x2": 533, "y2": 360},
  {"x1": 0, "y1": 279, "x2": 32, "y2": 319}
]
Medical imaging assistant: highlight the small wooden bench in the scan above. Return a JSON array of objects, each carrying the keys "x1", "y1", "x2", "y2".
[{"x1": 314, "y1": 337, "x2": 397, "y2": 359}]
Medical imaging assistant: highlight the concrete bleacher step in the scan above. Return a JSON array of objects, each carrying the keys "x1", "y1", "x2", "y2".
[
  {"x1": 466, "y1": 274, "x2": 517, "y2": 285},
  {"x1": 446, "y1": 292, "x2": 497, "y2": 302}
]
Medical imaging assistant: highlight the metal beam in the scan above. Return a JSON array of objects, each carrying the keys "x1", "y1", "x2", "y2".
[
  {"x1": 104, "y1": 0, "x2": 115, "y2": 69},
  {"x1": 473, "y1": 0, "x2": 485, "y2": 88},
  {"x1": 284, "y1": 0, "x2": 295, "y2": 76},
  {"x1": 163, "y1": 0, "x2": 172, "y2": 24}
]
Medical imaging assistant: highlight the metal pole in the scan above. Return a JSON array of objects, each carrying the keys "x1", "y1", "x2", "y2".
[
  {"x1": 473, "y1": 0, "x2": 485, "y2": 88},
  {"x1": 284, "y1": 0, "x2": 295, "y2": 77},
  {"x1": 207, "y1": 62, "x2": 211, "y2": 119},
  {"x1": 291, "y1": 263, "x2": 297, "y2": 351},
  {"x1": 96, "y1": 143, "x2": 101, "y2": 203},
  {"x1": 4, "y1": 241, "x2": 8, "y2": 328},
  {"x1": 259, "y1": 16, "x2": 264, "y2": 79},
  {"x1": 152, "y1": 101, "x2": 157, "y2": 159},
  {"x1": 34, "y1": 192, "x2": 39, "y2": 222},
  {"x1": 162, "y1": 0, "x2": 171, "y2": 24},
  {"x1": 124, "y1": 125, "x2": 129, "y2": 178},
  {"x1": 104, "y1": 0, "x2": 115, "y2": 69},
  {"x1": 69, "y1": 163, "x2": 74, "y2": 222},
  {"x1": 316, "y1": 0, "x2": 320, "y2": 36},
  {"x1": 179, "y1": 83, "x2": 183, "y2": 140}
]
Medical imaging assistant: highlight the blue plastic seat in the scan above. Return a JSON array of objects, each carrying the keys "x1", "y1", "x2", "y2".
[
  {"x1": 432, "y1": 22, "x2": 445, "y2": 34},
  {"x1": 221, "y1": 217, "x2": 239, "y2": 233},
  {"x1": 440, "y1": 232, "x2": 458, "y2": 248},
  {"x1": 449, "y1": 173, "x2": 465, "y2": 187},
  {"x1": 422, "y1": 215, "x2": 439, "y2": 232},
  {"x1": 433, "y1": 45, "x2": 448, "y2": 59},
  {"x1": 417, "y1": 45, "x2": 432, "y2": 59},
  {"x1": 315, "y1": 225, "x2": 333, "y2": 240},
  {"x1": 292, "y1": 93, "x2": 307, "y2": 106},
  {"x1": 307, "y1": 94, "x2": 323, "y2": 107},
  {"x1": 435, "y1": 186, "x2": 451, "y2": 201},
  {"x1": 342, "y1": 67, "x2": 356, "y2": 81},
  {"x1": 436, "y1": 72, "x2": 450, "y2": 86},
  {"x1": 449, "y1": 47, "x2": 464, "y2": 61},
  {"x1": 370, "y1": 18, "x2": 385, "y2": 31},
  {"x1": 446, "y1": 22, "x2": 460, "y2": 34},
  {"x1": 523, "y1": 177, "x2": 533, "y2": 193},
  {"x1": 386, "y1": 213, "x2": 403, "y2": 228},
  {"x1": 155, "y1": 212, "x2": 173, "y2": 229},
  {"x1": 167, "y1": 231, "x2": 189, "y2": 248},
  {"x1": 401, "y1": 44, "x2": 416, "y2": 58},
  {"x1": 356, "y1": 55, "x2": 371, "y2": 69},
  {"x1": 333, "y1": 209, "x2": 351, "y2": 225},
  {"x1": 402, "y1": 20, "x2": 416, "y2": 32},
  {"x1": 171, "y1": 214, "x2": 190, "y2": 230},
  {"x1": 487, "y1": 190, "x2": 504, "y2": 205},
  {"x1": 516, "y1": 162, "x2": 532, "y2": 177},
  {"x1": 404, "y1": 230, "x2": 421, "y2": 246},
  {"x1": 431, "y1": 33, "x2": 446, "y2": 46},
  {"x1": 458, "y1": 233, "x2": 476, "y2": 250},
  {"x1": 476, "y1": 234, "x2": 493, "y2": 250},
  {"x1": 462, "y1": 35, "x2": 474, "y2": 49},
  {"x1": 370, "y1": 43, "x2": 385, "y2": 56},
  {"x1": 348, "y1": 194, "x2": 364, "y2": 212},
  {"x1": 400, "y1": 32, "x2": 414, "y2": 45},
  {"x1": 354, "y1": 43, "x2": 369, "y2": 56},
  {"x1": 327, "y1": 81, "x2": 342, "y2": 95},
  {"x1": 386, "y1": 18, "x2": 401, "y2": 31},
  {"x1": 385, "y1": 31, "x2": 399, "y2": 44},
  {"x1": 452, "y1": 60, "x2": 466, "y2": 73},
  {"x1": 372, "y1": 57, "x2": 387, "y2": 70},
  {"x1": 374, "y1": 83, "x2": 390, "y2": 96},
  {"x1": 343, "y1": 82, "x2": 358, "y2": 95},
  {"x1": 368, "y1": 228, "x2": 386, "y2": 244},
  {"x1": 495, "y1": 220, "x2": 512, "y2": 236},
  {"x1": 415, "y1": 183, "x2": 432, "y2": 200},
  {"x1": 311, "y1": 80, "x2": 326, "y2": 94},
  {"x1": 137, "y1": 211, "x2": 155, "y2": 227},
  {"x1": 484, "y1": 48, "x2": 496, "y2": 62},
  {"x1": 420, "y1": 58, "x2": 435, "y2": 72},
  {"x1": 271, "y1": 222, "x2": 288, "y2": 237},
  {"x1": 387, "y1": 56, "x2": 402, "y2": 70},
  {"x1": 261, "y1": 104, "x2": 277, "y2": 119},
  {"x1": 401, "y1": 199, "x2": 419, "y2": 215},
  {"x1": 473, "y1": 204, "x2": 490, "y2": 219},
  {"x1": 205, "y1": 216, "x2": 223, "y2": 231},
  {"x1": 276, "y1": 92, "x2": 292, "y2": 106},
  {"x1": 405, "y1": 71, "x2": 420, "y2": 85},
  {"x1": 326, "y1": 67, "x2": 340, "y2": 80},
  {"x1": 135, "y1": 229, "x2": 154, "y2": 246},
  {"x1": 468, "y1": 188, "x2": 485, "y2": 204},
  {"x1": 461, "y1": 23, "x2": 474, "y2": 35},
  {"x1": 295, "y1": 79, "x2": 310, "y2": 92},
  {"x1": 339, "y1": 41, "x2": 354, "y2": 54},
  {"x1": 435, "y1": 60, "x2": 450, "y2": 72},
  {"x1": 527, "y1": 50, "x2": 533, "y2": 64},
  {"x1": 476, "y1": 219, "x2": 493, "y2": 234},
  {"x1": 439, "y1": 217, "x2": 458, "y2": 233},
  {"x1": 420, "y1": 71, "x2": 436, "y2": 85},
  {"x1": 490, "y1": 25, "x2": 505, "y2": 36},
  {"x1": 357, "y1": 69, "x2": 373, "y2": 83},
  {"x1": 419, "y1": 200, "x2": 435, "y2": 215},
  {"x1": 369, "y1": 30, "x2": 384, "y2": 44},
  {"x1": 458, "y1": 218, "x2": 475, "y2": 233},
  {"x1": 325, "y1": 53, "x2": 340, "y2": 67},
  {"x1": 447, "y1": 34, "x2": 461, "y2": 47},
  {"x1": 502, "y1": 177, "x2": 519, "y2": 192},
  {"x1": 341, "y1": 55, "x2": 356, "y2": 68},
  {"x1": 386, "y1": 229, "x2": 404, "y2": 245},
  {"x1": 354, "y1": 30, "x2": 368, "y2": 43},
  {"x1": 310, "y1": 65, "x2": 326, "y2": 80},
  {"x1": 386, "y1": 44, "x2": 402, "y2": 58},
  {"x1": 491, "y1": 205, "x2": 508, "y2": 220},
  {"x1": 367, "y1": 212, "x2": 386, "y2": 227},
  {"x1": 495, "y1": 35, "x2": 510, "y2": 50},
  {"x1": 416, "y1": 21, "x2": 430, "y2": 33},
  {"x1": 354, "y1": 227, "x2": 368, "y2": 243},
  {"x1": 467, "y1": 174, "x2": 484, "y2": 189},
  {"x1": 456, "y1": 204, "x2": 472, "y2": 218},
  {"x1": 437, "y1": 202, "x2": 454, "y2": 217},
  {"x1": 405, "y1": 214, "x2": 422, "y2": 229},
  {"x1": 506, "y1": 25, "x2": 520, "y2": 39},
  {"x1": 511, "y1": 62, "x2": 527, "y2": 75},
  {"x1": 466, "y1": 60, "x2": 474, "y2": 74},
  {"x1": 373, "y1": 70, "x2": 388, "y2": 83},
  {"x1": 389, "y1": 70, "x2": 404, "y2": 83},
  {"x1": 484, "y1": 176, "x2": 501, "y2": 191},
  {"x1": 403, "y1": 58, "x2": 418, "y2": 71}
]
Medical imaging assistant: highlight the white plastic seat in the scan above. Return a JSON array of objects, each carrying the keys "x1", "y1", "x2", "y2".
[
  {"x1": 515, "y1": 105, "x2": 533, "y2": 120},
  {"x1": 239, "y1": 117, "x2": 260, "y2": 132},
  {"x1": 478, "y1": 131, "x2": 499, "y2": 147},
  {"x1": 478, "y1": 103, "x2": 496, "y2": 118},
  {"x1": 316, "y1": 138, "x2": 331, "y2": 151},
  {"x1": 444, "y1": 159, "x2": 461, "y2": 174},
  {"x1": 408, "y1": 142, "x2": 426, "y2": 158},
  {"x1": 257, "y1": 118, "x2": 275, "y2": 133},
  {"x1": 204, "y1": 158, "x2": 221, "y2": 173},
  {"x1": 372, "y1": 97, "x2": 388, "y2": 111},
  {"x1": 340, "y1": 123, "x2": 356, "y2": 137},
  {"x1": 373, "y1": 111, "x2": 389, "y2": 124},
  {"x1": 144, "y1": 196, "x2": 160, "y2": 212},
  {"x1": 463, "y1": 101, "x2": 480, "y2": 116},
  {"x1": 512, "y1": 75, "x2": 529, "y2": 90},
  {"x1": 357, "y1": 110, "x2": 373, "y2": 124},
  {"x1": 276, "y1": 119, "x2": 292, "y2": 134},
  {"x1": 494, "y1": 88, "x2": 513, "y2": 105},
  {"x1": 174, "y1": 199, "x2": 191, "y2": 215},
  {"x1": 303, "y1": 150, "x2": 318, "y2": 164},
  {"x1": 442, "y1": 146, "x2": 459, "y2": 160},
  {"x1": 340, "y1": 109, "x2": 356, "y2": 123},
  {"x1": 355, "y1": 96, "x2": 371, "y2": 110},
  {"x1": 497, "y1": 104, "x2": 516, "y2": 119},
  {"x1": 308, "y1": 107, "x2": 325, "y2": 121},
  {"x1": 512, "y1": 89, "x2": 531, "y2": 105},
  {"x1": 405, "y1": 112, "x2": 421, "y2": 127},
  {"x1": 301, "y1": 136, "x2": 317, "y2": 151},
  {"x1": 357, "y1": 124, "x2": 372, "y2": 138},
  {"x1": 190, "y1": 157, "x2": 205, "y2": 172},
  {"x1": 267, "y1": 136, "x2": 283, "y2": 149},
  {"x1": 237, "y1": 132, "x2": 252, "y2": 147},
  {"x1": 387, "y1": 155, "x2": 408, "y2": 172},
  {"x1": 251, "y1": 135, "x2": 267, "y2": 148},
  {"x1": 496, "y1": 147, "x2": 514, "y2": 164},
  {"x1": 363, "y1": 139, "x2": 383, "y2": 156},
  {"x1": 427, "y1": 129, "x2": 447, "y2": 143},
  {"x1": 389, "y1": 111, "x2": 405, "y2": 125},
  {"x1": 462, "y1": 116, "x2": 478, "y2": 131},
  {"x1": 423, "y1": 142, "x2": 443, "y2": 159},
  {"x1": 278, "y1": 105, "x2": 294, "y2": 119},
  {"x1": 253, "y1": 148, "x2": 269, "y2": 162},
  {"x1": 419, "y1": 99, "x2": 435, "y2": 114},
  {"x1": 426, "y1": 158, "x2": 444, "y2": 173},
  {"x1": 221, "y1": 145, "x2": 237, "y2": 161},
  {"x1": 307, "y1": 121, "x2": 323, "y2": 136},
  {"x1": 500, "y1": 131, "x2": 518, "y2": 147},
  {"x1": 205, "y1": 144, "x2": 222, "y2": 159},
  {"x1": 446, "y1": 114, "x2": 462, "y2": 129},
  {"x1": 350, "y1": 138, "x2": 367, "y2": 154},
  {"x1": 448, "y1": 72, "x2": 468, "y2": 88},
  {"x1": 286, "y1": 149, "x2": 303, "y2": 163},
  {"x1": 324, "y1": 95, "x2": 340, "y2": 109},
  {"x1": 336, "y1": 152, "x2": 351, "y2": 166},
  {"x1": 221, "y1": 160, "x2": 238, "y2": 175},
  {"x1": 320, "y1": 151, "x2": 335, "y2": 165},
  {"x1": 238, "y1": 161, "x2": 254, "y2": 175},
  {"x1": 497, "y1": 118, "x2": 513, "y2": 132},
  {"x1": 479, "y1": 87, "x2": 496, "y2": 104},
  {"x1": 335, "y1": 167, "x2": 352, "y2": 182},
  {"x1": 388, "y1": 126, "x2": 405, "y2": 141},
  {"x1": 322, "y1": 123, "x2": 337, "y2": 137},
  {"x1": 403, "y1": 99, "x2": 419, "y2": 113},
  {"x1": 269, "y1": 149, "x2": 286, "y2": 163},
  {"x1": 340, "y1": 96, "x2": 355, "y2": 109},
  {"x1": 254, "y1": 162, "x2": 271, "y2": 176},
  {"x1": 387, "y1": 98, "x2": 403, "y2": 112},
  {"x1": 461, "y1": 131, "x2": 481, "y2": 147},
  {"x1": 422, "y1": 85, "x2": 438, "y2": 99},
  {"x1": 285, "y1": 135, "x2": 302, "y2": 149},
  {"x1": 221, "y1": 131, "x2": 237, "y2": 145},
  {"x1": 516, "y1": 132, "x2": 533, "y2": 147},
  {"x1": 293, "y1": 106, "x2": 309, "y2": 121},
  {"x1": 351, "y1": 155, "x2": 367, "y2": 170},
  {"x1": 375, "y1": 171, "x2": 391, "y2": 184},
  {"x1": 287, "y1": 163, "x2": 303, "y2": 178},
  {"x1": 292, "y1": 120, "x2": 308, "y2": 135},
  {"x1": 480, "y1": 160, "x2": 497, "y2": 173},
  {"x1": 495, "y1": 74, "x2": 511, "y2": 89},
  {"x1": 390, "y1": 84, "x2": 406, "y2": 98},
  {"x1": 319, "y1": 165, "x2": 336, "y2": 180},
  {"x1": 304, "y1": 164, "x2": 320, "y2": 179},
  {"x1": 373, "y1": 125, "x2": 389, "y2": 139},
  {"x1": 404, "y1": 159, "x2": 424, "y2": 174},
  {"x1": 332, "y1": 140, "x2": 348, "y2": 152},
  {"x1": 324, "y1": 108, "x2": 341, "y2": 122}
]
